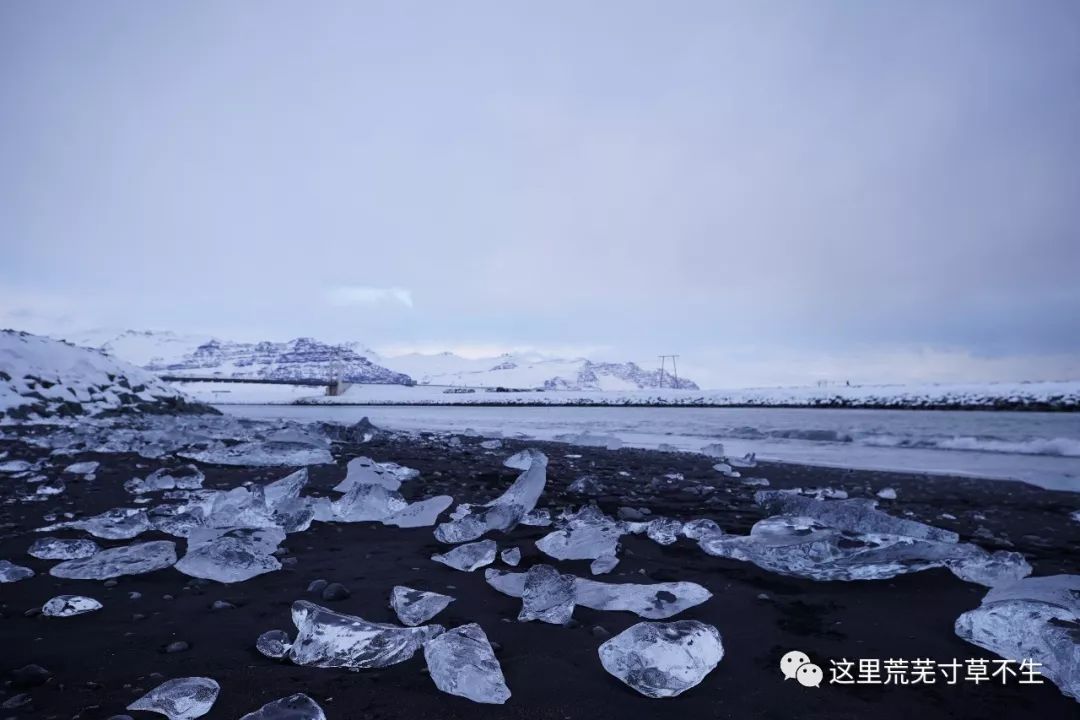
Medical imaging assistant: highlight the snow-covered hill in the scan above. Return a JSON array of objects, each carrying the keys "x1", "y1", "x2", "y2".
[
  {"x1": 0, "y1": 330, "x2": 210, "y2": 421},
  {"x1": 369, "y1": 351, "x2": 699, "y2": 391},
  {"x1": 147, "y1": 337, "x2": 413, "y2": 386},
  {"x1": 61, "y1": 330, "x2": 699, "y2": 391}
]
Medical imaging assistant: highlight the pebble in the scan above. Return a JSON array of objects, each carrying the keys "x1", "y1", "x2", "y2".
[
  {"x1": 321, "y1": 582, "x2": 350, "y2": 601},
  {"x1": 103, "y1": 579, "x2": 118, "y2": 588},
  {"x1": 307, "y1": 579, "x2": 328, "y2": 594},
  {"x1": 1, "y1": 693, "x2": 31, "y2": 710},
  {"x1": 590, "y1": 625, "x2": 611, "y2": 639},
  {"x1": 10, "y1": 664, "x2": 51, "y2": 688}
]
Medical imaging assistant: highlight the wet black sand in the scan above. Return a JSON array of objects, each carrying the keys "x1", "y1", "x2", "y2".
[{"x1": 1, "y1": 430, "x2": 1078, "y2": 720}]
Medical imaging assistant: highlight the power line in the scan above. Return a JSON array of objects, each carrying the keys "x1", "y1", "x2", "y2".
[{"x1": 658, "y1": 354, "x2": 680, "y2": 388}]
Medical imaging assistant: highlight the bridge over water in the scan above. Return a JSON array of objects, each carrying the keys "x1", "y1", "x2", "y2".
[{"x1": 159, "y1": 375, "x2": 351, "y2": 395}]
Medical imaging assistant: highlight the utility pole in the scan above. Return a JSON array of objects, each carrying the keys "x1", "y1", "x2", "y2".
[{"x1": 658, "y1": 354, "x2": 680, "y2": 389}]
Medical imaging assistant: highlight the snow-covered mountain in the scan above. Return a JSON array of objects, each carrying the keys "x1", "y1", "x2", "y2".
[
  {"x1": 375, "y1": 352, "x2": 699, "y2": 391},
  {"x1": 149, "y1": 337, "x2": 413, "y2": 385},
  {"x1": 58, "y1": 330, "x2": 700, "y2": 391},
  {"x1": 1, "y1": 330, "x2": 207, "y2": 420}
]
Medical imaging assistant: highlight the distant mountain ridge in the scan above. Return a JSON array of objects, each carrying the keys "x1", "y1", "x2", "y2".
[{"x1": 59, "y1": 330, "x2": 699, "y2": 391}]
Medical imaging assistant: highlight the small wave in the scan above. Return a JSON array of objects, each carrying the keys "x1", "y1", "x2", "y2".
[{"x1": 858, "y1": 434, "x2": 1080, "y2": 458}]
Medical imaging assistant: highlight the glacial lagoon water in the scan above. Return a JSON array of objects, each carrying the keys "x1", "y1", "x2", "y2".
[{"x1": 221, "y1": 405, "x2": 1080, "y2": 492}]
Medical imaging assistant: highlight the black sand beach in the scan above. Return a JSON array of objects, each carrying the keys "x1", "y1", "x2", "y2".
[{"x1": 2, "y1": 430, "x2": 1078, "y2": 720}]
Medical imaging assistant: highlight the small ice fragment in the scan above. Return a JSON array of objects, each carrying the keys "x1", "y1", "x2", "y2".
[
  {"x1": 287, "y1": 600, "x2": 443, "y2": 669},
  {"x1": 646, "y1": 517, "x2": 683, "y2": 546},
  {"x1": 424, "y1": 623, "x2": 511, "y2": 704},
  {"x1": 699, "y1": 443, "x2": 726, "y2": 458},
  {"x1": 520, "y1": 508, "x2": 551, "y2": 527},
  {"x1": 535, "y1": 506, "x2": 625, "y2": 560},
  {"x1": 383, "y1": 495, "x2": 454, "y2": 528},
  {"x1": 681, "y1": 519, "x2": 722, "y2": 541},
  {"x1": 712, "y1": 463, "x2": 739, "y2": 478},
  {"x1": 28, "y1": 537, "x2": 100, "y2": 560},
  {"x1": 64, "y1": 461, "x2": 99, "y2": 475},
  {"x1": 500, "y1": 547, "x2": 521, "y2": 566},
  {"x1": 553, "y1": 432, "x2": 623, "y2": 450},
  {"x1": 239, "y1": 694, "x2": 326, "y2": 720},
  {"x1": 333, "y1": 457, "x2": 413, "y2": 493},
  {"x1": 755, "y1": 491, "x2": 957, "y2": 542},
  {"x1": 390, "y1": 585, "x2": 455, "y2": 626},
  {"x1": 480, "y1": 439, "x2": 503, "y2": 450},
  {"x1": 568, "y1": 475, "x2": 603, "y2": 495},
  {"x1": 0, "y1": 560, "x2": 35, "y2": 583},
  {"x1": 955, "y1": 575, "x2": 1080, "y2": 702},
  {"x1": 42, "y1": 595, "x2": 102, "y2": 617},
  {"x1": 877, "y1": 487, "x2": 897, "y2": 500},
  {"x1": 590, "y1": 556, "x2": 619, "y2": 575},
  {"x1": 0, "y1": 460, "x2": 32, "y2": 473},
  {"x1": 332, "y1": 483, "x2": 408, "y2": 522},
  {"x1": 127, "y1": 677, "x2": 220, "y2": 720},
  {"x1": 599, "y1": 621, "x2": 724, "y2": 698},
  {"x1": 175, "y1": 527, "x2": 284, "y2": 583},
  {"x1": 432, "y1": 540, "x2": 497, "y2": 572},
  {"x1": 50, "y1": 540, "x2": 177, "y2": 580},
  {"x1": 256, "y1": 630, "x2": 293, "y2": 659},
  {"x1": 519, "y1": 564, "x2": 575, "y2": 624},
  {"x1": 35, "y1": 478, "x2": 65, "y2": 495},
  {"x1": 436, "y1": 451, "x2": 548, "y2": 543}
]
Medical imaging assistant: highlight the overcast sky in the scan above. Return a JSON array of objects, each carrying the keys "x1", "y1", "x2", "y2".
[{"x1": 2, "y1": 1, "x2": 1078, "y2": 388}]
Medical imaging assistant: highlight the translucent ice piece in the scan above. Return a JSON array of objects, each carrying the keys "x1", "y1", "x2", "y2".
[
  {"x1": 755, "y1": 491, "x2": 958, "y2": 543},
  {"x1": 535, "y1": 506, "x2": 625, "y2": 560},
  {"x1": 500, "y1": 547, "x2": 521, "y2": 566},
  {"x1": 333, "y1": 457, "x2": 416, "y2": 493},
  {"x1": 64, "y1": 461, "x2": 100, "y2": 475},
  {"x1": 435, "y1": 450, "x2": 548, "y2": 543},
  {"x1": 646, "y1": 517, "x2": 683, "y2": 546},
  {"x1": 332, "y1": 483, "x2": 408, "y2": 522},
  {"x1": 128, "y1": 677, "x2": 220, "y2": 720},
  {"x1": 424, "y1": 623, "x2": 511, "y2": 704},
  {"x1": 50, "y1": 540, "x2": 177, "y2": 580},
  {"x1": 239, "y1": 694, "x2": 326, "y2": 720},
  {"x1": 175, "y1": 527, "x2": 285, "y2": 583},
  {"x1": 519, "y1": 564, "x2": 575, "y2": 624},
  {"x1": 286, "y1": 600, "x2": 444, "y2": 669},
  {"x1": 42, "y1": 507, "x2": 152, "y2": 540},
  {"x1": 955, "y1": 575, "x2": 1080, "y2": 702},
  {"x1": 432, "y1": 540, "x2": 497, "y2": 572},
  {"x1": 42, "y1": 595, "x2": 102, "y2": 617},
  {"x1": 0, "y1": 559, "x2": 34, "y2": 583},
  {"x1": 28, "y1": 537, "x2": 100, "y2": 560},
  {"x1": 598, "y1": 621, "x2": 724, "y2": 698},
  {"x1": 383, "y1": 495, "x2": 454, "y2": 528},
  {"x1": 256, "y1": 629, "x2": 293, "y2": 659},
  {"x1": 390, "y1": 585, "x2": 454, "y2": 626}
]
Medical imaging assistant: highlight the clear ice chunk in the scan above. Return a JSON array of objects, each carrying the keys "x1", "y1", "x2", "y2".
[
  {"x1": 755, "y1": 491, "x2": 958, "y2": 543},
  {"x1": 682, "y1": 518, "x2": 723, "y2": 541},
  {"x1": 333, "y1": 457, "x2": 417, "y2": 493},
  {"x1": 42, "y1": 594, "x2": 102, "y2": 617},
  {"x1": 590, "y1": 556, "x2": 619, "y2": 575},
  {"x1": 598, "y1": 621, "x2": 724, "y2": 698},
  {"x1": 553, "y1": 432, "x2": 623, "y2": 450},
  {"x1": 435, "y1": 450, "x2": 547, "y2": 543},
  {"x1": 486, "y1": 569, "x2": 712, "y2": 619},
  {"x1": 500, "y1": 547, "x2": 521, "y2": 566},
  {"x1": 239, "y1": 694, "x2": 326, "y2": 720},
  {"x1": 64, "y1": 461, "x2": 100, "y2": 475},
  {"x1": 519, "y1": 565, "x2": 576, "y2": 624},
  {"x1": 0, "y1": 559, "x2": 34, "y2": 583},
  {"x1": 699, "y1": 515, "x2": 1028, "y2": 586},
  {"x1": 535, "y1": 506, "x2": 625, "y2": 560},
  {"x1": 424, "y1": 623, "x2": 511, "y2": 704},
  {"x1": 955, "y1": 575, "x2": 1080, "y2": 702},
  {"x1": 390, "y1": 585, "x2": 455, "y2": 626},
  {"x1": 256, "y1": 629, "x2": 293, "y2": 659},
  {"x1": 432, "y1": 540, "x2": 497, "y2": 572},
  {"x1": 286, "y1": 600, "x2": 444, "y2": 669},
  {"x1": 175, "y1": 527, "x2": 285, "y2": 583},
  {"x1": 129, "y1": 465, "x2": 205, "y2": 493},
  {"x1": 383, "y1": 495, "x2": 454, "y2": 528},
  {"x1": 332, "y1": 483, "x2": 408, "y2": 522},
  {"x1": 36, "y1": 478, "x2": 65, "y2": 495},
  {"x1": 42, "y1": 507, "x2": 152, "y2": 540},
  {"x1": 127, "y1": 677, "x2": 221, "y2": 720},
  {"x1": 646, "y1": 517, "x2": 683, "y2": 545},
  {"x1": 181, "y1": 441, "x2": 332, "y2": 467},
  {"x1": 50, "y1": 540, "x2": 177, "y2": 580},
  {"x1": 28, "y1": 537, "x2": 100, "y2": 560}
]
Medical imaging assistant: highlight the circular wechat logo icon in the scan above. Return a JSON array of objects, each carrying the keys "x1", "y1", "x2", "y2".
[{"x1": 780, "y1": 650, "x2": 823, "y2": 688}]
